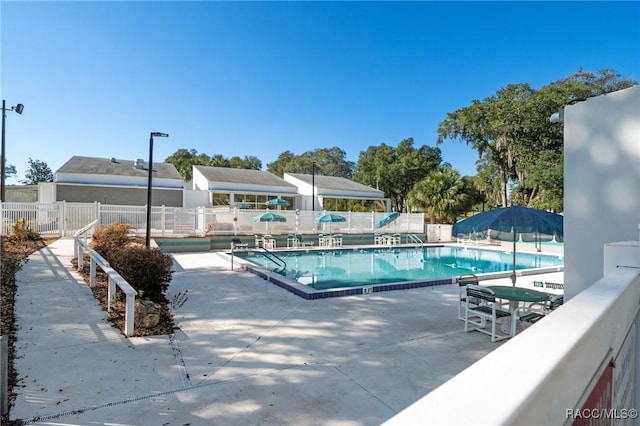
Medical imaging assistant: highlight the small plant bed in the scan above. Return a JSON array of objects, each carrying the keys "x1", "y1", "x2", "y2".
[
  {"x1": 73, "y1": 260, "x2": 177, "y2": 337},
  {"x1": 73, "y1": 222, "x2": 186, "y2": 337}
]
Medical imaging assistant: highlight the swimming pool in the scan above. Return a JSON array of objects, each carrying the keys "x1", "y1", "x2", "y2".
[{"x1": 233, "y1": 245, "x2": 564, "y2": 298}]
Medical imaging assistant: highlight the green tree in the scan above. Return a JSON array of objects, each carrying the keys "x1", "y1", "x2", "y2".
[
  {"x1": 437, "y1": 68, "x2": 637, "y2": 211},
  {"x1": 473, "y1": 162, "x2": 500, "y2": 211},
  {"x1": 437, "y1": 83, "x2": 533, "y2": 207},
  {"x1": 408, "y1": 165, "x2": 469, "y2": 223},
  {"x1": 512, "y1": 68, "x2": 636, "y2": 211},
  {"x1": 266, "y1": 151, "x2": 297, "y2": 177},
  {"x1": 209, "y1": 154, "x2": 229, "y2": 168},
  {"x1": 266, "y1": 147, "x2": 354, "y2": 178},
  {"x1": 353, "y1": 138, "x2": 442, "y2": 212},
  {"x1": 164, "y1": 149, "x2": 207, "y2": 181},
  {"x1": 20, "y1": 158, "x2": 53, "y2": 184},
  {"x1": 228, "y1": 155, "x2": 262, "y2": 170},
  {"x1": 165, "y1": 150, "x2": 262, "y2": 181},
  {"x1": 2, "y1": 159, "x2": 17, "y2": 180}
]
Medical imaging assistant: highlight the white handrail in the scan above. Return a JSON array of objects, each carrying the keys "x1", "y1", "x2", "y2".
[
  {"x1": 73, "y1": 232, "x2": 138, "y2": 337},
  {"x1": 73, "y1": 218, "x2": 99, "y2": 262},
  {"x1": 73, "y1": 218, "x2": 99, "y2": 238}
]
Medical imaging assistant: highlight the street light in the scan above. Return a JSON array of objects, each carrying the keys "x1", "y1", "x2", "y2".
[
  {"x1": 311, "y1": 160, "x2": 316, "y2": 212},
  {"x1": 146, "y1": 131, "x2": 169, "y2": 248},
  {"x1": 1, "y1": 100, "x2": 24, "y2": 201}
]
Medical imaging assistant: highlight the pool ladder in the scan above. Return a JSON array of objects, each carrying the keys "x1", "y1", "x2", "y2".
[
  {"x1": 407, "y1": 234, "x2": 424, "y2": 248},
  {"x1": 253, "y1": 247, "x2": 287, "y2": 273}
]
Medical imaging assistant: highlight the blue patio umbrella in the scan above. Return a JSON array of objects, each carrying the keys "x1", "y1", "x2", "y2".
[
  {"x1": 265, "y1": 198, "x2": 290, "y2": 207},
  {"x1": 377, "y1": 211, "x2": 400, "y2": 228},
  {"x1": 315, "y1": 213, "x2": 347, "y2": 223},
  {"x1": 452, "y1": 205, "x2": 563, "y2": 285},
  {"x1": 253, "y1": 212, "x2": 287, "y2": 223},
  {"x1": 315, "y1": 213, "x2": 346, "y2": 234},
  {"x1": 253, "y1": 211, "x2": 287, "y2": 232}
]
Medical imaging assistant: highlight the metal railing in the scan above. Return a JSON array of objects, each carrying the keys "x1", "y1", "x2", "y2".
[
  {"x1": 73, "y1": 222, "x2": 138, "y2": 337},
  {"x1": 406, "y1": 234, "x2": 423, "y2": 246}
]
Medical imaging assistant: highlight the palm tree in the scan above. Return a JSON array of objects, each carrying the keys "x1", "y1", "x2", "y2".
[{"x1": 409, "y1": 166, "x2": 468, "y2": 223}]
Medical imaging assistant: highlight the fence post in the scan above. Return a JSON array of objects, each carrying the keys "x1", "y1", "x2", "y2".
[
  {"x1": 1, "y1": 335, "x2": 8, "y2": 416},
  {"x1": 198, "y1": 206, "x2": 204, "y2": 235},
  {"x1": 60, "y1": 200, "x2": 66, "y2": 237},
  {"x1": 77, "y1": 244, "x2": 83, "y2": 271},
  {"x1": 107, "y1": 276, "x2": 115, "y2": 312},
  {"x1": 161, "y1": 205, "x2": 166, "y2": 237},
  {"x1": 124, "y1": 292, "x2": 135, "y2": 337},
  {"x1": 90, "y1": 258, "x2": 96, "y2": 288}
]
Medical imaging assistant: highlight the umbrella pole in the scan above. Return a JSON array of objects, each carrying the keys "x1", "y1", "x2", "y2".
[{"x1": 511, "y1": 228, "x2": 517, "y2": 286}]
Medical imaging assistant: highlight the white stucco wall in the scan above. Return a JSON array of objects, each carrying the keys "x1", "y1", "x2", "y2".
[
  {"x1": 183, "y1": 189, "x2": 210, "y2": 208},
  {"x1": 38, "y1": 182, "x2": 55, "y2": 203},
  {"x1": 283, "y1": 174, "x2": 315, "y2": 210},
  {"x1": 192, "y1": 168, "x2": 209, "y2": 191},
  {"x1": 564, "y1": 85, "x2": 640, "y2": 300}
]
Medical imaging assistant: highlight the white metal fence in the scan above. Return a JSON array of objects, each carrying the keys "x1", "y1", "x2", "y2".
[{"x1": 0, "y1": 202, "x2": 426, "y2": 238}]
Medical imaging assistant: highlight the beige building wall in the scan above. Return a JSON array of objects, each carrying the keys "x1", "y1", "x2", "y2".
[
  {"x1": 56, "y1": 184, "x2": 183, "y2": 207},
  {"x1": 5, "y1": 185, "x2": 38, "y2": 202}
]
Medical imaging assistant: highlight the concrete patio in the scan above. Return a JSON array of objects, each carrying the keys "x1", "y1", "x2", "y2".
[{"x1": 10, "y1": 238, "x2": 562, "y2": 425}]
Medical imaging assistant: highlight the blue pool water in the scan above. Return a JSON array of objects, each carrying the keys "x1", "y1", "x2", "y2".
[{"x1": 234, "y1": 246, "x2": 564, "y2": 290}]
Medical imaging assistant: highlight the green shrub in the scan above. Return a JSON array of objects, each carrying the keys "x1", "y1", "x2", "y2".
[
  {"x1": 1, "y1": 257, "x2": 26, "y2": 284},
  {"x1": 108, "y1": 245, "x2": 173, "y2": 303},
  {"x1": 91, "y1": 222, "x2": 132, "y2": 260},
  {"x1": 11, "y1": 218, "x2": 41, "y2": 241}
]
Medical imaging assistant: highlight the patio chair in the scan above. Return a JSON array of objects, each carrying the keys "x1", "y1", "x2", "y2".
[
  {"x1": 458, "y1": 274, "x2": 479, "y2": 320},
  {"x1": 262, "y1": 235, "x2": 276, "y2": 250},
  {"x1": 231, "y1": 238, "x2": 249, "y2": 249},
  {"x1": 464, "y1": 285, "x2": 513, "y2": 342},
  {"x1": 520, "y1": 294, "x2": 564, "y2": 325},
  {"x1": 297, "y1": 234, "x2": 314, "y2": 247},
  {"x1": 545, "y1": 282, "x2": 564, "y2": 290}
]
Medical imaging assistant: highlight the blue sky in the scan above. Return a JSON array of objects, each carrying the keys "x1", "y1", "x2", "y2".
[{"x1": 1, "y1": 1, "x2": 639, "y2": 184}]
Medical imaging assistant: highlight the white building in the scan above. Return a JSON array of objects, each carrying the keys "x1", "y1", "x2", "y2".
[
  {"x1": 283, "y1": 173, "x2": 388, "y2": 212},
  {"x1": 192, "y1": 165, "x2": 299, "y2": 208},
  {"x1": 42, "y1": 156, "x2": 184, "y2": 206},
  {"x1": 563, "y1": 85, "x2": 640, "y2": 300}
]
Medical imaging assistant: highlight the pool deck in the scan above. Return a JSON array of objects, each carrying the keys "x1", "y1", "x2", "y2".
[{"x1": 10, "y1": 238, "x2": 563, "y2": 425}]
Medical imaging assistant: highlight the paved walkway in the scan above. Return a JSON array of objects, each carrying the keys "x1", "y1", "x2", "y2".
[{"x1": 9, "y1": 239, "x2": 562, "y2": 425}]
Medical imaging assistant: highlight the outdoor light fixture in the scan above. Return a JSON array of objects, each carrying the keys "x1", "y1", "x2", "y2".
[
  {"x1": 1, "y1": 100, "x2": 24, "y2": 202},
  {"x1": 146, "y1": 131, "x2": 169, "y2": 248},
  {"x1": 549, "y1": 109, "x2": 564, "y2": 123}
]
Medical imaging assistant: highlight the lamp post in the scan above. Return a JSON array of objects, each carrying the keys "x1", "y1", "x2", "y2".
[
  {"x1": 146, "y1": 131, "x2": 169, "y2": 248},
  {"x1": 311, "y1": 160, "x2": 316, "y2": 212},
  {"x1": 1, "y1": 100, "x2": 24, "y2": 201}
]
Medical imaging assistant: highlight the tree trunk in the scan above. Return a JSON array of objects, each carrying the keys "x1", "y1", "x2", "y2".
[{"x1": 501, "y1": 171, "x2": 509, "y2": 207}]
